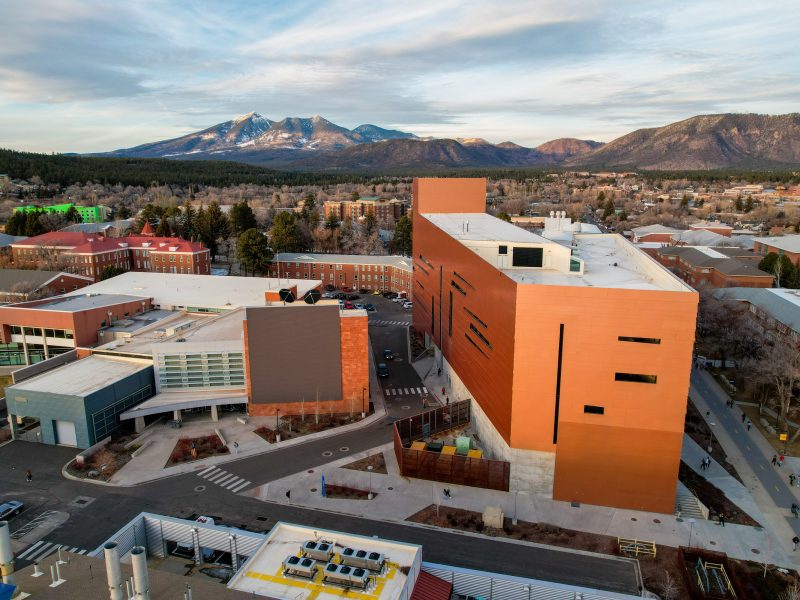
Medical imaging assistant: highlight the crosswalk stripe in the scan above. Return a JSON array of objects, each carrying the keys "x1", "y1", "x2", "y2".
[
  {"x1": 230, "y1": 480, "x2": 251, "y2": 493},
  {"x1": 200, "y1": 467, "x2": 221, "y2": 479},
  {"x1": 224, "y1": 477, "x2": 245, "y2": 490},
  {"x1": 17, "y1": 540, "x2": 45, "y2": 560},
  {"x1": 197, "y1": 465, "x2": 216, "y2": 476},
  {"x1": 403, "y1": 388, "x2": 409, "y2": 394},
  {"x1": 78, "y1": 549, "x2": 88, "y2": 555},
  {"x1": 216, "y1": 474, "x2": 237, "y2": 486},
  {"x1": 208, "y1": 471, "x2": 230, "y2": 483},
  {"x1": 422, "y1": 387, "x2": 427, "y2": 393},
  {"x1": 26, "y1": 542, "x2": 55, "y2": 562},
  {"x1": 38, "y1": 546, "x2": 59, "y2": 561}
]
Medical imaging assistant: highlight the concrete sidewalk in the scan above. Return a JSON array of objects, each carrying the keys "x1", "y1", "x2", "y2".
[{"x1": 246, "y1": 440, "x2": 794, "y2": 568}]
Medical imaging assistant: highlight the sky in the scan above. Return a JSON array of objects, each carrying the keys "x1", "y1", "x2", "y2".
[{"x1": 0, "y1": 0, "x2": 798, "y2": 153}]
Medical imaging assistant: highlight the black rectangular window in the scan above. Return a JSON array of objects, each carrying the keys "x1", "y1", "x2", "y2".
[
  {"x1": 431, "y1": 295, "x2": 435, "y2": 333},
  {"x1": 499, "y1": 245, "x2": 508, "y2": 255},
  {"x1": 618, "y1": 336, "x2": 661, "y2": 345},
  {"x1": 464, "y1": 307, "x2": 487, "y2": 328},
  {"x1": 615, "y1": 373, "x2": 658, "y2": 384},
  {"x1": 584, "y1": 405, "x2": 605, "y2": 414},
  {"x1": 450, "y1": 280, "x2": 466, "y2": 296},
  {"x1": 512, "y1": 247, "x2": 543, "y2": 267},
  {"x1": 469, "y1": 324, "x2": 492, "y2": 349},
  {"x1": 448, "y1": 291, "x2": 453, "y2": 336},
  {"x1": 464, "y1": 333, "x2": 488, "y2": 358}
]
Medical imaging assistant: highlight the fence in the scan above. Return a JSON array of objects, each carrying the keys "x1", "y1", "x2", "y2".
[{"x1": 393, "y1": 401, "x2": 510, "y2": 491}]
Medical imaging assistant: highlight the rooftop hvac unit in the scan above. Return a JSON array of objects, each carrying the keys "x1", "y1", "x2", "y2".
[
  {"x1": 282, "y1": 555, "x2": 317, "y2": 578},
  {"x1": 302, "y1": 540, "x2": 334, "y2": 562},
  {"x1": 322, "y1": 563, "x2": 369, "y2": 589},
  {"x1": 340, "y1": 548, "x2": 385, "y2": 571}
]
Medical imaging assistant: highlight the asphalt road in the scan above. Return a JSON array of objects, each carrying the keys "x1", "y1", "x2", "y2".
[
  {"x1": 0, "y1": 304, "x2": 641, "y2": 595},
  {"x1": 692, "y1": 371, "x2": 800, "y2": 538}
]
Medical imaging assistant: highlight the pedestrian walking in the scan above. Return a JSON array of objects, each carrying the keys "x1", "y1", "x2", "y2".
[
  {"x1": 706, "y1": 457, "x2": 711, "y2": 469},
  {"x1": 790, "y1": 474, "x2": 796, "y2": 487},
  {"x1": 793, "y1": 536, "x2": 799, "y2": 551},
  {"x1": 741, "y1": 413, "x2": 746, "y2": 423},
  {"x1": 700, "y1": 458, "x2": 706, "y2": 471},
  {"x1": 233, "y1": 441, "x2": 239, "y2": 455},
  {"x1": 747, "y1": 420, "x2": 752, "y2": 431},
  {"x1": 792, "y1": 503, "x2": 799, "y2": 518},
  {"x1": 25, "y1": 469, "x2": 32, "y2": 482},
  {"x1": 719, "y1": 513, "x2": 725, "y2": 527},
  {"x1": 773, "y1": 454, "x2": 778, "y2": 466},
  {"x1": 780, "y1": 454, "x2": 785, "y2": 466}
]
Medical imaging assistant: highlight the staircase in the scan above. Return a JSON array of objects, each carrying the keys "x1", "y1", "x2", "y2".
[{"x1": 675, "y1": 481, "x2": 709, "y2": 520}]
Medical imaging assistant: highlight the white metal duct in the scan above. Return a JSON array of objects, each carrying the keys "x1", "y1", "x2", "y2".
[{"x1": 143, "y1": 517, "x2": 166, "y2": 558}]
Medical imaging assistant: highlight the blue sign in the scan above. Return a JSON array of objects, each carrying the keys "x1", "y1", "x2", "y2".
[
  {"x1": 321, "y1": 474, "x2": 326, "y2": 497},
  {"x1": 0, "y1": 582, "x2": 17, "y2": 600}
]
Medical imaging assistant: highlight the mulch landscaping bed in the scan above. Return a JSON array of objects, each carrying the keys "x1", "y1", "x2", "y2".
[
  {"x1": 341, "y1": 452, "x2": 388, "y2": 474},
  {"x1": 166, "y1": 434, "x2": 228, "y2": 467},
  {"x1": 254, "y1": 412, "x2": 369, "y2": 444},
  {"x1": 678, "y1": 461, "x2": 759, "y2": 526},
  {"x1": 66, "y1": 435, "x2": 139, "y2": 481},
  {"x1": 409, "y1": 328, "x2": 426, "y2": 358},
  {"x1": 323, "y1": 484, "x2": 374, "y2": 500},
  {"x1": 685, "y1": 398, "x2": 744, "y2": 484}
]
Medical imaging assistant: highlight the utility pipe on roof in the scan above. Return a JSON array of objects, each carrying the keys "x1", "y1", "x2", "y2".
[
  {"x1": 131, "y1": 546, "x2": 150, "y2": 600},
  {"x1": 104, "y1": 541, "x2": 124, "y2": 600}
]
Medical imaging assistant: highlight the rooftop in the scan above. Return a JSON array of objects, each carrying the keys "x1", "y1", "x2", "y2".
[
  {"x1": 756, "y1": 235, "x2": 800, "y2": 253},
  {"x1": 14, "y1": 293, "x2": 148, "y2": 312},
  {"x1": 0, "y1": 269, "x2": 92, "y2": 293},
  {"x1": 64, "y1": 272, "x2": 321, "y2": 310},
  {"x1": 228, "y1": 522, "x2": 421, "y2": 600},
  {"x1": 8, "y1": 355, "x2": 151, "y2": 397},
  {"x1": 424, "y1": 212, "x2": 550, "y2": 244},
  {"x1": 276, "y1": 253, "x2": 413, "y2": 270},
  {"x1": 631, "y1": 224, "x2": 681, "y2": 236},
  {"x1": 716, "y1": 287, "x2": 800, "y2": 334}
]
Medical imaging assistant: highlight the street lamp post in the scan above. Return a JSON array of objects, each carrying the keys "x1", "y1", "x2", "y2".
[
  {"x1": 512, "y1": 490, "x2": 519, "y2": 525},
  {"x1": 688, "y1": 518, "x2": 696, "y2": 548},
  {"x1": 276, "y1": 409, "x2": 281, "y2": 443},
  {"x1": 708, "y1": 422, "x2": 715, "y2": 453},
  {"x1": 367, "y1": 465, "x2": 373, "y2": 500},
  {"x1": 361, "y1": 387, "x2": 367, "y2": 419}
]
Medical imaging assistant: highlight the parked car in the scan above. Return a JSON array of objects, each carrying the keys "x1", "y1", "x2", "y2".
[
  {"x1": 373, "y1": 290, "x2": 382, "y2": 296},
  {"x1": 355, "y1": 303, "x2": 365, "y2": 310},
  {"x1": 324, "y1": 284, "x2": 336, "y2": 292},
  {"x1": 365, "y1": 303, "x2": 375, "y2": 312},
  {"x1": 383, "y1": 349, "x2": 394, "y2": 360},
  {"x1": 344, "y1": 301, "x2": 354, "y2": 310},
  {"x1": 335, "y1": 292, "x2": 347, "y2": 300},
  {"x1": 346, "y1": 294, "x2": 360, "y2": 301},
  {"x1": 377, "y1": 363, "x2": 389, "y2": 377},
  {"x1": 402, "y1": 301, "x2": 413, "y2": 309},
  {"x1": 342, "y1": 286, "x2": 353, "y2": 293},
  {"x1": 383, "y1": 292, "x2": 397, "y2": 299},
  {"x1": 359, "y1": 288, "x2": 369, "y2": 294},
  {"x1": 392, "y1": 296, "x2": 405, "y2": 303},
  {"x1": 0, "y1": 500, "x2": 24, "y2": 520},
  {"x1": 322, "y1": 292, "x2": 335, "y2": 299}
]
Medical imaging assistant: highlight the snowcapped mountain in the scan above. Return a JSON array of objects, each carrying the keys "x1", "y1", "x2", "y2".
[{"x1": 102, "y1": 113, "x2": 418, "y2": 158}]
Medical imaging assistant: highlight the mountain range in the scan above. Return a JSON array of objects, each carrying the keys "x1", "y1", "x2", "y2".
[{"x1": 98, "y1": 112, "x2": 800, "y2": 171}]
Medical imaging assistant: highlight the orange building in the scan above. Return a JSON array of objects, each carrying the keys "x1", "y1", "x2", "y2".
[
  {"x1": 323, "y1": 198, "x2": 408, "y2": 225},
  {"x1": 412, "y1": 178, "x2": 698, "y2": 513}
]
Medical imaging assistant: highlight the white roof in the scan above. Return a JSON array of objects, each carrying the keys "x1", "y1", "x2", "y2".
[
  {"x1": 756, "y1": 235, "x2": 800, "y2": 253},
  {"x1": 631, "y1": 224, "x2": 680, "y2": 235},
  {"x1": 9, "y1": 355, "x2": 151, "y2": 397},
  {"x1": 424, "y1": 212, "x2": 550, "y2": 244},
  {"x1": 63, "y1": 272, "x2": 320, "y2": 310},
  {"x1": 672, "y1": 229, "x2": 729, "y2": 246},
  {"x1": 690, "y1": 220, "x2": 733, "y2": 230}
]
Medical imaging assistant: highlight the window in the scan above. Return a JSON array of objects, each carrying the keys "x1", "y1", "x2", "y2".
[
  {"x1": 469, "y1": 323, "x2": 492, "y2": 349},
  {"x1": 464, "y1": 307, "x2": 487, "y2": 328},
  {"x1": 464, "y1": 333, "x2": 488, "y2": 357},
  {"x1": 618, "y1": 336, "x2": 661, "y2": 344},
  {"x1": 615, "y1": 373, "x2": 657, "y2": 384},
  {"x1": 512, "y1": 247, "x2": 543, "y2": 267},
  {"x1": 450, "y1": 280, "x2": 466, "y2": 296},
  {"x1": 499, "y1": 245, "x2": 507, "y2": 255},
  {"x1": 584, "y1": 405, "x2": 605, "y2": 414},
  {"x1": 448, "y1": 291, "x2": 453, "y2": 336}
]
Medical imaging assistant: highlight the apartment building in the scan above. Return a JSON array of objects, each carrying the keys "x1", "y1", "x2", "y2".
[
  {"x1": 323, "y1": 197, "x2": 407, "y2": 224},
  {"x1": 271, "y1": 253, "x2": 413, "y2": 298},
  {"x1": 15, "y1": 203, "x2": 110, "y2": 223},
  {"x1": 412, "y1": 178, "x2": 697, "y2": 513},
  {"x1": 9, "y1": 228, "x2": 210, "y2": 280}
]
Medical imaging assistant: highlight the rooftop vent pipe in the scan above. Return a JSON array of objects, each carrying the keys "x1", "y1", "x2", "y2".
[
  {"x1": 104, "y1": 542, "x2": 123, "y2": 600},
  {"x1": 0, "y1": 521, "x2": 19, "y2": 597},
  {"x1": 131, "y1": 546, "x2": 150, "y2": 600}
]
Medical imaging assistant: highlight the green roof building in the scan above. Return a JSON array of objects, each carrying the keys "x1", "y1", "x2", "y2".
[{"x1": 14, "y1": 203, "x2": 109, "y2": 223}]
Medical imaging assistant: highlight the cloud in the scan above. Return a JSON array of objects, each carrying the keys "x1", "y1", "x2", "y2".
[{"x1": 0, "y1": 0, "x2": 798, "y2": 152}]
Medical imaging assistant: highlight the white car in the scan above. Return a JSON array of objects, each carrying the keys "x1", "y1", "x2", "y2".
[{"x1": 402, "y1": 301, "x2": 413, "y2": 309}]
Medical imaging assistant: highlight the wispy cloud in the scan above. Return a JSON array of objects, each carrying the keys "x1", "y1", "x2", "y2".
[{"x1": 0, "y1": 0, "x2": 797, "y2": 152}]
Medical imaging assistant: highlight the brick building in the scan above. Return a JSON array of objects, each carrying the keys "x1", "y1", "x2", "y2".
[
  {"x1": 9, "y1": 226, "x2": 210, "y2": 281},
  {"x1": 323, "y1": 198, "x2": 407, "y2": 225},
  {"x1": 270, "y1": 253, "x2": 413, "y2": 298},
  {"x1": 652, "y1": 246, "x2": 774, "y2": 289},
  {"x1": 0, "y1": 269, "x2": 93, "y2": 302},
  {"x1": 753, "y1": 235, "x2": 800, "y2": 266}
]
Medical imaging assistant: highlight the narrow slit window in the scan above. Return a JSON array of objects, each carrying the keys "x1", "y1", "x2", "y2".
[
  {"x1": 464, "y1": 333, "x2": 489, "y2": 358},
  {"x1": 464, "y1": 307, "x2": 487, "y2": 328},
  {"x1": 469, "y1": 323, "x2": 492, "y2": 349},
  {"x1": 584, "y1": 405, "x2": 605, "y2": 414},
  {"x1": 615, "y1": 373, "x2": 657, "y2": 384},
  {"x1": 451, "y1": 280, "x2": 467, "y2": 296},
  {"x1": 618, "y1": 336, "x2": 661, "y2": 344}
]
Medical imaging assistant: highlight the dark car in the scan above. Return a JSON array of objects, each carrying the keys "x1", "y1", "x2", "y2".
[
  {"x1": 382, "y1": 291, "x2": 395, "y2": 298},
  {"x1": 365, "y1": 303, "x2": 376, "y2": 312},
  {"x1": 0, "y1": 500, "x2": 24, "y2": 520},
  {"x1": 359, "y1": 288, "x2": 369, "y2": 294},
  {"x1": 346, "y1": 294, "x2": 360, "y2": 301},
  {"x1": 377, "y1": 363, "x2": 389, "y2": 377},
  {"x1": 324, "y1": 284, "x2": 336, "y2": 292},
  {"x1": 383, "y1": 349, "x2": 394, "y2": 360},
  {"x1": 335, "y1": 292, "x2": 347, "y2": 300}
]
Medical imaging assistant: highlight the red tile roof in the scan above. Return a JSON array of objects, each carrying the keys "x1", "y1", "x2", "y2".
[
  {"x1": 140, "y1": 221, "x2": 155, "y2": 235},
  {"x1": 410, "y1": 571, "x2": 453, "y2": 600},
  {"x1": 12, "y1": 231, "x2": 207, "y2": 254}
]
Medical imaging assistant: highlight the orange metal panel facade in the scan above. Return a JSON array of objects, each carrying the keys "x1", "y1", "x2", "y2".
[{"x1": 412, "y1": 177, "x2": 698, "y2": 513}]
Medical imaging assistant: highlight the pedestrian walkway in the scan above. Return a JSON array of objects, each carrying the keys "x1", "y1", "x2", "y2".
[
  {"x1": 385, "y1": 387, "x2": 427, "y2": 396},
  {"x1": 369, "y1": 319, "x2": 410, "y2": 327},
  {"x1": 196, "y1": 465, "x2": 251, "y2": 493},
  {"x1": 16, "y1": 540, "x2": 90, "y2": 563}
]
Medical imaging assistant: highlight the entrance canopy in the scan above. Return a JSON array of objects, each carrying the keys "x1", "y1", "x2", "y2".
[{"x1": 120, "y1": 389, "x2": 246, "y2": 420}]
